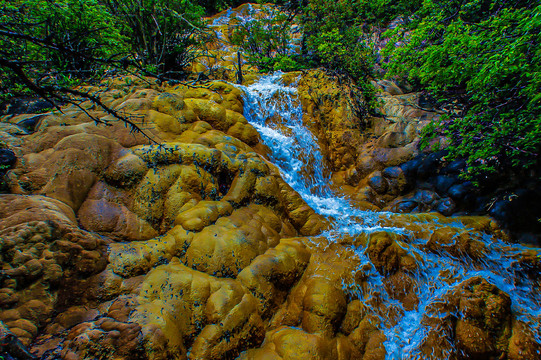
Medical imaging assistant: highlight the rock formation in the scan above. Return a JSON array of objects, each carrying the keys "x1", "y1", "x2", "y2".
[{"x1": 0, "y1": 4, "x2": 539, "y2": 360}]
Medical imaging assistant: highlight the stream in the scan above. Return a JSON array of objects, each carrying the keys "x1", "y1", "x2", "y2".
[{"x1": 238, "y1": 72, "x2": 541, "y2": 359}]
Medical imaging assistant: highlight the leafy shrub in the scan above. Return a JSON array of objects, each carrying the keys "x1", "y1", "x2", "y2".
[
  {"x1": 103, "y1": 0, "x2": 210, "y2": 78},
  {"x1": 1, "y1": 0, "x2": 127, "y2": 101},
  {"x1": 300, "y1": 0, "x2": 421, "y2": 76},
  {"x1": 299, "y1": 0, "x2": 387, "y2": 113},
  {"x1": 1, "y1": 0, "x2": 212, "y2": 142},
  {"x1": 231, "y1": 9, "x2": 296, "y2": 72},
  {"x1": 384, "y1": 0, "x2": 541, "y2": 177},
  {"x1": 273, "y1": 54, "x2": 306, "y2": 72}
]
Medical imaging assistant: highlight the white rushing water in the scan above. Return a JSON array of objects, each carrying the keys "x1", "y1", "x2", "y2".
[
  {"x1": 237, "y1": 72, "x2": 541, "y2": 359},
  {"x1": 238, "y1": 72, "x2": 386, "y2": 229}
]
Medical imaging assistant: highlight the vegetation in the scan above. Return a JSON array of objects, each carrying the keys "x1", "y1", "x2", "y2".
[
  {"x1": 384, "y1": 0, "x2": 540, "y2": 178},
  {"x1": 1, "y1": 0, "x2": 126, "y2": 99},
  {"x1": 201, "y1": 0, "x2": 255, "y2": 15},
  {"x1": 102, "y1": 0, "x2": 210, "y2": 77},
  {"x1": 298, "y1": 0, "x2": 380, "y2": 109},
  {"x1": 231, "y1": 8, "x2": 305, "y2": 72},
  {"x1": 0, "y1": 0, "x2": 213, "y2": 140},
  {"x1": 234, "y1": 0, "x2": 539, "y2": 178},
  {"x1": 1, "y1": 0, "x2": 539, "y2": 178}
]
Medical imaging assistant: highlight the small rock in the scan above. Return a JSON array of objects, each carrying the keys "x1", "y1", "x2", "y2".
[
  {"x1": 413, "y1": 189, "x2": 438, "y2": 205},
  {"x1": 400, "y1": 156, "x2": 423, "y2": 179},
  {"x1": 448, "y1": 181, "x2": 475, "y2": 201},
  {"x1": 382, "y1": 166, "x2": 403, "y2": 179},
  {"x1": 394, "y1": 200, "x2": 418, "y2": 213},
  {"x1": 435, "y1": 198, "x2": 456, "y2": 216},
  {"x1": 0, "y1": 148, "x2": 17, "y2": 171},
  {"x1": 432, "y1": 175, "x2": 458, "y2": 194},
  {"x1": 417, "y1": 151, "x2": 447, "y2": 179},
  {"x1": 368, "y1": 172, "x2": 388, "y2": 194},
  {"x1": 440, "y1": 159, "x2": 467, "y2": 175}
]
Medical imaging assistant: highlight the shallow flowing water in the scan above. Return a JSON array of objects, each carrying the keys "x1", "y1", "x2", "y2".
[{"x1": 238, "y1": 72, "x2": 541, "y2": 359}]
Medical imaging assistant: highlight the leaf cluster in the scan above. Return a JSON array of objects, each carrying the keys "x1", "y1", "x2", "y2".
[
  {"x1": 103, "y1": 0, "x2": 211, "y2": 77},
  {"x1": 231, "y1": 8, "x2": 305, "y2": 72},
  {"x1": 384, "y1": 0, "x2": 541, "y2": 177}
]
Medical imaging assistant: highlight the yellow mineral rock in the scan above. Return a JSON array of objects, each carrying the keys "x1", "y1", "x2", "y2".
[{"x1": 1, "y1": 5, "x2": 539, "y2": 360}]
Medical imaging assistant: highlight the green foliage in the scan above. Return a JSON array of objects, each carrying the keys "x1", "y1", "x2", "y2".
[
  {"x1": 308, "y1": 26, "x2": 373, "y2": 81},
  {"x1": 0, "y1": 0, "x2": 217, "y2": 114},
  {"x1": 103, "y1": 0, "x2": 210, "y2": 77},
  {"x1": 1, "y1": 0, "x2": 212, "y2": 143},
  {"x1": 418, "y1": 118, "x2": 442, "y2": 150},
  {"x1": 298, "y1": 0, "x2": 414, "y2": 111},
  {"x1": 300, "y1": 0, "x2": 421, "y2": 78},
  {"x1": 384, "y1": 0, "x2": 541, "y2": 177},
  {"x1": 0, "y1": 0, "x2": 127, "y2": 101},
  {"x1": 11, "y1": 0, "x2": 124, "y2": 67},
  {"x1": 194, "y1": 0, "x2": 242, "y2": 15},
  {"x1": 301, "y1": 0, "x2": 372, "y2": 80},
  {"x1": 231, "y1": 9, "x2": 296, "y2": 72},
  {"x1": 197, "y1": 0, "x2": 235, "y2": 14},
  {"x1": 41, "y1": 0, "x2": 125, "y2": 71},
  {"x1": 272, "y1": 54, "x2": 306, "y2": 72},
  {"x1": 228, "y1": 0, "x2": 421, "y2": 103}
]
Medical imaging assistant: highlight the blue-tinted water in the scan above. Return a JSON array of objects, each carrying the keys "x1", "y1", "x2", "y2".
[{"x1": 238, "y1": 72, "x2": 541, "y2": 359}]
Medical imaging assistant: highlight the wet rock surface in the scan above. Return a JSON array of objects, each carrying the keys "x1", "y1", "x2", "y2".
[
  {"x1": 385, "y1": 151, "x2": 541, "y2": 243},
  {"x1": 0, "y1": 68, "x2": 329, "y2": 359},
  {"x1": 0, "y1": 4, "x2": 540, "y2": 360},
  {"x1": 302, "y1": 72, "x2": 541, "y2": 243}
]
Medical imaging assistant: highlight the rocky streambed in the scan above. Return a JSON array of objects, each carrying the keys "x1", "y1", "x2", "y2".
[{"x1": 1, "y1": 4, "x2": 540, "y2": 360}]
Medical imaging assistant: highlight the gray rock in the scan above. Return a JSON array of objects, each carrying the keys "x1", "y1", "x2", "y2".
[{"x1": 368, "y1": 174, "x2": 388, "y2": 194}]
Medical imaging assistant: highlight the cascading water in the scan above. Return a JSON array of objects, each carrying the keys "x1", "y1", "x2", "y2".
[
  {"x1": 238, "y1": 72, "x2": 541, "y2": 359},
  {"x1": 238, "y1": 73, "x2": 387, "y2": 229}
]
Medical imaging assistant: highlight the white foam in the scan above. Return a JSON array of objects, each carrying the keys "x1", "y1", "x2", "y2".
[{"x1": 236, "y1": 71, "x2": 541, "y2": 358}]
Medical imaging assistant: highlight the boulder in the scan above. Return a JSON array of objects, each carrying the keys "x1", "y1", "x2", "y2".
[{"x1": 0, "y1": 148, "x2": 17, "y2": 171}]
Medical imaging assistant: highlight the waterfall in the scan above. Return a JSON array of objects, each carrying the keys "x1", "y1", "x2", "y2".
[
  {"x1": 238, "y1": 72, "x2": 541, "y2": 359},
  {"x1": 238, "y1": 72, "x2": 388, "y2": 229}
]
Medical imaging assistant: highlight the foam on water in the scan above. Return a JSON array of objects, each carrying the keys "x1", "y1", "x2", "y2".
[
  {"x1": 238, "y1": 72, "x2": 387, "y2": 229},
  {"x1": 210, "y1": 3, "x2": 256, "y2": 27},
  {"x1": 237, "y1": 72, "x2": 541, "y2": 358}
]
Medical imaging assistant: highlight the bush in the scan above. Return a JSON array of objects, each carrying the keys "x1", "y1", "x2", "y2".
[
  {"x1": 103, "y1": 0, "x2": 210, "y2": 78},
  {"x1": 384, "y1": 0, "x2": 541, "y2": 177},
  {"x1": 299, "y1": 0, "x2": 387, "y2": 112},
  {"x1": 0, "y1": 0, "x2": 127, "y2": 102},
  {"x1": 1, "y1": 0, "x2": 212, "y2": 141},
  {"x1": 231, "y1": 9, "x2": 296, "y2": 72},
  {"x1": 273, "y1": 55, "x2": 306, "y2": 72},
  {"x1": 300, "y1": 0, "x2": 421, "y2": 78}
]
